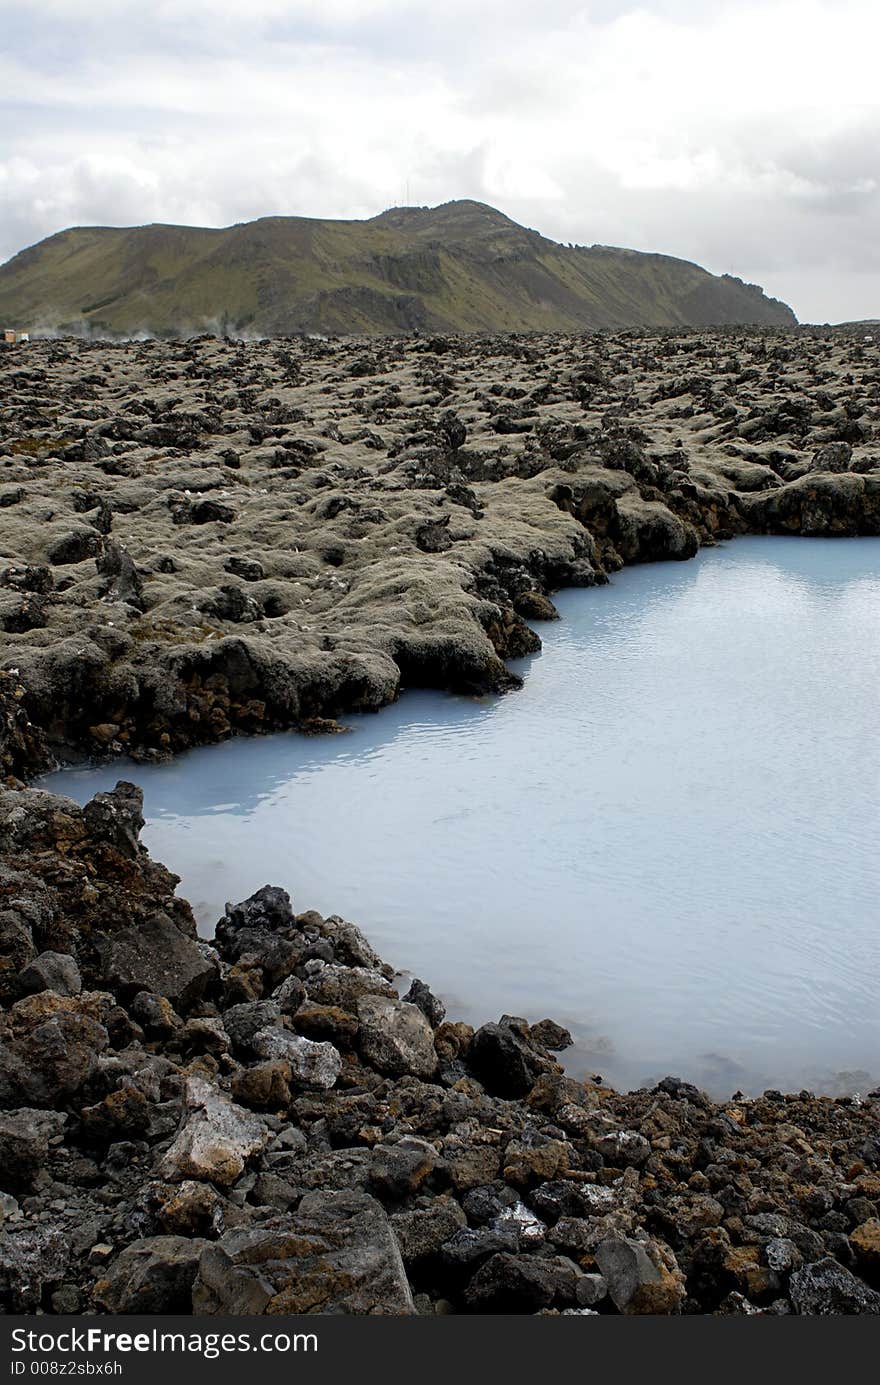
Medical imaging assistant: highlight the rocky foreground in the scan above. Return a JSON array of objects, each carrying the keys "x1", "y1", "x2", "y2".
[
  {"x1": 1, "y1": 327, "x2": 879, "y2": 779},
  {"x1": 0, "y1": 782, "x2": 878, "y2": 1316}
]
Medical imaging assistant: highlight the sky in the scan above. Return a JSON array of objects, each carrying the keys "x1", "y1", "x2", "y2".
[{"x1": 1, "y1": 0, "x2": 878, "y2": 323}]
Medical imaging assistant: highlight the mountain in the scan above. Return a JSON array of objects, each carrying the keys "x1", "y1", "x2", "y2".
[{"x1": 0, "y1": 199, "x2": 797, "y2": 336}]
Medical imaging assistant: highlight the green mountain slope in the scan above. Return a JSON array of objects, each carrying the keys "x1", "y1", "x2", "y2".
[{"x1": 0, "y1": 199, "x2": 796, "y2": 336}]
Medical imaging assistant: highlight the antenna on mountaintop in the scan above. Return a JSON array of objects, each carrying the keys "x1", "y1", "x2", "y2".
[{"x1": 406, "y1": 177, "x2": 410, "y2": 206}]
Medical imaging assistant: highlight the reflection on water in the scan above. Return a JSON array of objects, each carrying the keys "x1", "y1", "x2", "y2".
[{"x1": 44, "y1": 537, "x2": 880, "y2": 1097}]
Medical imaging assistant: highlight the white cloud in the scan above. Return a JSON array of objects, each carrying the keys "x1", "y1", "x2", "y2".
[{"x1": 1, "y1": 0, "x2": 878, "y2": 321}]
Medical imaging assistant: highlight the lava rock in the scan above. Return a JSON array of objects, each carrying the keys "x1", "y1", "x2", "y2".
[
  {"x1": 0, "y1": 1225, "x2": 69, "y2": 1311},
  {"x1": 402, "y1": 977, "x2": 446, "y2": 1027},
  {"x1": 158, "y1": 1077, "x2": 269, "y2": 1188},
  {"x1": 221, "y1": 1001, "x2": 281, "y2": 1055},
  {"x1": 356, "y1": 994, "x2": 438, "y2": 1078},
  {"x1": 251, "y1": 1027, "x2": 342, "y2": 1090},
  {"x1": 465, "y1": 1251, "x2": 578, "y2": 1312},
  {"x1": 230, "y1": 1061, "x2": 292, "y2": 1112},
  {"x1": 94, "y1": 1236, "x2": 207, "y2": 1313},
  {"x1": 467, "y1": 1020, "x2": 550, "y2": 1098},
  {"x1": 594, "y1": 1232, "x2": 685, "y2": 1314},
  {"x1": 391, "y1": 1199, "x2": 467, "y2": 1264},
  {"x1": 789, "y1": 1257, "x2": 880, "y2": 1314},
  {"x1": 192, "y1": 1191, "x2": 414, "y2": 1315},
  {"x1": 224, "y1": 556, "x2": 264, "y2": 582},
  {"x1": 99, "y1": 913, "x2": 217, "y2": 1011},
  {"x1": 19, "y1": 951, "x2": 82, "y2": 997},
  {"x1": 0, "y1": 1108, "x2": 66, "y2": 1190}
]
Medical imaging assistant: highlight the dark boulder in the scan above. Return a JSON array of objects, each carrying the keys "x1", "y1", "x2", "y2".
[
  {"x1": 94, "y1": 1236, "x2": 208, "y2": 1313},
  {"x1": 98, "y1": 913, "x2": 217, "y2": 1011},
  {"x1": 19, "y1": 951, "x2": 82, "y2": 997},
  {"x1": 467, "y1": 1020, "x2": 552, "y2": 1098},
  {"x1": 192, "y1": 1192, "x2": 414, "y2": 1315},
  {"x1": 789, "y1": 1258, "x2": 880, "y2": 1315},
  {"x1": 0, "y1": 1108, "x2": 66, "y2": 1190}
]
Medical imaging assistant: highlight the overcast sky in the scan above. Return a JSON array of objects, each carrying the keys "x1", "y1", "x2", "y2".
[{"x1": 1, "y1": 0, "x2": 878, "y2": 323}]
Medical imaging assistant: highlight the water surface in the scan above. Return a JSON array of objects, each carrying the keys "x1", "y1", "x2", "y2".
[{"x1": 46, "y1": 537, "x2": 880, "y2": 1096}]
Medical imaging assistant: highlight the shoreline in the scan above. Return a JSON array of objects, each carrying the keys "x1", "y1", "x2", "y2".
[
  {"x1": 2, "y1": 328, "x2": 879, "y2": 784},
  {"x1": 0, "y1": 778, "x2": 878, "y2": 1315},
  {"x1": 38, "y1": 532, "x2": 880, "y2": 1103},
  {"x1": 1, "y1": 328, "x2": 879, "y2": 1314}
]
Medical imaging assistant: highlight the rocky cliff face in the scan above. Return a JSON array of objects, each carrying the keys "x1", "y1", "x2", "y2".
[{"x1": 0, "y1": 201, "x2": 797, "y2": 337}]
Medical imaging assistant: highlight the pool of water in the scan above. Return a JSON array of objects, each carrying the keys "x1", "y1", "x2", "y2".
[{"x1": 44, "y1": 536, "x2": 880, "y2": 1096}]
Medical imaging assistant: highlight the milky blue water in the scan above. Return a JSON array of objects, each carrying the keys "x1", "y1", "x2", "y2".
[{"x1": 44, "y1": 537, "x2": 880, "y2": 1096}]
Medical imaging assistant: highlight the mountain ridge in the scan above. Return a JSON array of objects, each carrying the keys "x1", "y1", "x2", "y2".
[{"x1": 0, "y1": 198, "x2": 797, "y2": 336}]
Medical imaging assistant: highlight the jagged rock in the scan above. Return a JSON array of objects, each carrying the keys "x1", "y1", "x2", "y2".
[
  {"x1": 156, "y1": 1182, "x2": 222, "y2": 1237},
  {"x1": 292, "y1": 1001, "x2": 358, "y2": 1047},
  {"x1": 576, "y1": 1273, "x2": 608, "y2": 1307},
  {"x1": 810, "y1": 442, "x2": 853, "y2": 472},
  {"x1": 321, "y1": 916, "x2": 390, "y2": 972},
  {"x1": 0, "y1": 1225, "x2": 69, "y2": 1310},
  {"x1": 273, "y1": 974, "x2": 306, "y2": 1015},
  {"x1": 0, "y1": 997, "x2": 109, "y2": 1106},
  {"x1": 503, "y1": 1137, "x2": 570, "y2": 1187},
  {"x1": 305, "y1": 963, "x2": 396, "y2": 1010},
  {"x1": 79, "y1": 1088, "x2": 151, "y2": 1142},
  {"x1": 19, "y1": 951, "x2": 82, "y2": 997},
  {"x1": 594, "y1": 1232, "x2": 685, "y2": 1314},
  {"x1": 192, "y1": 1192, "x2": 414, "y2": 1314},
  {"x1": 94, "y1": 1236, "x2": 207, "y2": 1313},
  {"x1": 442, "y1": 1139, "x2": 501, "y2": 1192},
  {"x1": 765, "y1": 1238, "x2": 802, "y2": 1274},
  {"x1": 531, "y1": 1181, "x2": 615, "y2": 1222},
  {"x1": 129, "y1": 991, "x2": 182, "y2": 1038},
  {"x1": 367, "y1": 1137, "x2": 439, "y2": 1201},
  {"x1": 789, "y1": 1257, "x2": 880, "y2": 1314},
  {"x1": 850, "y1": 1219, "x2": 880, "y2": 1271},
  {"x1": 231, "y1": 1060, "x2": 292, "y2": 1112},
  {"x1": 219, "y1": 886, "x2": 294, "y2": 936},
  {"x1": 158, "y1": 1077, "x2": 268, "y2": 1188},
  {"x1": 402, "y1": 977, "x2": 446, "y2": 1027},
  {"x1": 391, "y1": 1198, "x2": 467, "y2": 1264},
  {"x1": 465, "y1": 1251, "x2": 581, "y2": 1311},
  {"x1": 527, "y1": 1018, "x2": 573, "y2": 1051},
  {"x1": 0, "y1": 1108, "x2": 66, "y2": 1189},
  {"x1": 221, "y1": 1000, "x2": 281, "y2": 1054},
  {"x1": 99, "y1": 913, "x2": 217, "y2": 1010},
  {"x1": 461, "y1": 1184, "x2": 519, "y2": 1225},
  {"x1": 441, "y1": 1224, "x2": 519, "y2": 1268},
  {"x1": 356, "y1": 994, "x2": 438, "y2": 1078},
  {"x1": 183, "y1": 1016, "x2": 229, "y2": 1055},
  {"x1": 594, "y1": 1129, "x2": 652, "y2": 1168},
  {"x1": 467, "y1": 1020, "x2": 550, "y2": 1098},
  {"x1": 213, "y1": 889, "x2": 301, "y2": 985},
  {"x1": 251, "y1": 1027, "x2": 342, "y2": 1089},
  {"x1": 487, "y1": 1207, "x2": 547, "y2": 1254},
  {"x1": 82, "y1": 781, "x2": 145, "y2": 856}
]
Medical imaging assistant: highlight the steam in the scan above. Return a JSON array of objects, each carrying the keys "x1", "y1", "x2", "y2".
[{"x1": 20, "y1": 310, "x2": 272, "y2": 344}]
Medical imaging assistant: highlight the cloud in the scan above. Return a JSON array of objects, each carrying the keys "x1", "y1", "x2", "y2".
[{"x1": 1, "y1": 0, "x2": 878, "y2": 321}]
